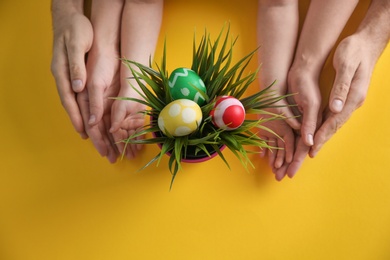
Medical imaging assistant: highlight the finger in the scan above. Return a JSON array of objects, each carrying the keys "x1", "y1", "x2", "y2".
[
  {"x1": 105, "y1": 119, "x2": 119, "y2": 163},
  {"x1": 311, "y1": 73, "x2": 368, "y2": 157},
  {"x1": 310, "y1": 109, "x2": 350, "y2": 158},
  {"x1": 136, "y1": 133, "x2": 144, "y2": 151},
  {"x1": 259, "y1": 136, "x2": 268, "y2": 158},
  {"x1": 329, "y1": 65, "x2": 355, "y2": 113},
  {"x1": 274, "y1": 138, "x2": 285, "y2": 169},
  {"x1": 284, "y1": 130, "x2": 295, "y2": 164},
  {"x1": 66, "y1": 40, "x2": 88, "y2": 93},
  {"x1": 110, "y1": 101, "x2": 128, "y2": 154},
  {"x1": 286, "y1": 137, "x2": 310, "y2": 178},
  {"x1": 126, "y1": 130, "x2": 145, "y2": 159},
  {"x1": 77, "y1": 90, "x2": 108, "y2": 157},
  {"x1": 51, "y1": 42, "x2": 86, "y2": 137},
  {"x1": 112, "y1": 128, "x2": 128, "y2": 156},
  {"x1": 282, "y1": 106, "x2": 301, "y2": 130},
  {"x1": 125, "y1": 130, "x2": 136, "y2": 160},
  {"x1": 301, "y1": 101, "x2": 320, "y2": 147},
  {"x1": 104, "y1": 129, "x2": 119, "y2": 164},
  {"x1": 86, "y1": 81, "x2": 105, "y2": 126},
  {"x1": 274, "y1": 164, "x2": 289, "y2": 181},
  {"x1": 267, "y1": 138, "x2": 277, "y2": 168},
  {"x1": 110, "y1": 100, "x2": 126, "y2": 133}
]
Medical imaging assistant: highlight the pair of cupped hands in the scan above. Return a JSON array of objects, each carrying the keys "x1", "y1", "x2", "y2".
[
  {"x1": 51, "y1": 2, "x2": 159, "y2": 164},
  {"x1": 259, "y1": 35, "x2": 375, "y2": 181}
]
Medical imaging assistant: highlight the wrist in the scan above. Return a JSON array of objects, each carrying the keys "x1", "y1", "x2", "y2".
[
  {"x1": 289, "y1": 56, "x2": 322, "y2": 80},
  {"x1": 348, "y1": 32, "x2": 386, "y2": 67},
  {"x1": 52, "y1": 0, "x2": 84, "y2": 15}
]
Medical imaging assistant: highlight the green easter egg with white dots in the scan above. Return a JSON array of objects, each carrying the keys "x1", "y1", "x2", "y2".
[{"x1": 168, "y1": 68, "x2": 207, "y2": 106}]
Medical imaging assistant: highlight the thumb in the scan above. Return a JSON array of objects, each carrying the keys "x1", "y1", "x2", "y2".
[
  {"x1": 66, "y1": 44, "x2": 88, "y2": 93},
  {"x1": 329, "y1": 67, "x2": 354, "y2": 113}
]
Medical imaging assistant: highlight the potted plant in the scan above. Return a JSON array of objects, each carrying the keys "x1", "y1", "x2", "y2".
[{"x1": 117, "y1": 26, "x2": 289, "y2": 188}]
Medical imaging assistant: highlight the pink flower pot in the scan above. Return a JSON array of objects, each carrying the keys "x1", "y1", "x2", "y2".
[{"x1": 152, "y1": 130, "x2": 225, "y2": 163}]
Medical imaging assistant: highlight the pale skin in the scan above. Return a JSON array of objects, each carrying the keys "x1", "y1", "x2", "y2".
[
  {"x1": 110, "y1": 0, "x2": 164, "y2": 159},
  {"x1": 258, "y1": 0, "x2": 360, "y2": 180},
  {"x1": 259, "y1": 0, "x2": 390, "y2": 180},
  {"x1": 51, "y1": 0, "x2": 163, "y2": 162},
  {"x1": 311, "y1": 0, "x2": 390, "y2": 157},
  {"x1": 51, "y1": 0, "x2": 92, "y2": 139},
  {"x1": 52, "y1": 0, "x2": 389, "y2": 172},
  {"x1": 284, "y1": 0, "x2": 359, "y2": 179},
  {"x1": 257, "y1": 0, "x2": 301, "y2": 181},
  {"x1": 79, "y1": 0, "x2": 124, "y2": 163}
]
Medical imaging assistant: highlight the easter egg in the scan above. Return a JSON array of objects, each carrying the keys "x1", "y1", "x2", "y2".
[
  {"x1": 158, "y1": 99, "x2": 203, "y2": 137},
  {"x1": 210, "y1": 96, "x2": 245, "y2": 130},
  {"x1": 168, "y1": 68, "x2": 207, "y2": 106}
]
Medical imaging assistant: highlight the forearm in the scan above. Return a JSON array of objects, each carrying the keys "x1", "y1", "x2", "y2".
[
  {"x1": 120, "y1": 0, "x2": 163, "y2": 90},
  {"x1": 51, "y1": 0, "x2": 84, "y2": 16},
  {"x1": 121, "y1": 0, "x2": 163, "y2": 65},
  {"x1": 355, "y1": 0, "x2": 390, "y2": 59},
  {"x1": 257, "y1": 0, "x2": 299, "y2": 93},
  {"x1": 291, "y1": 0, "x2": 359, "y2": 76},
  {"x1": 90, "y1": 0, "x2": 124, "y2": 51}
]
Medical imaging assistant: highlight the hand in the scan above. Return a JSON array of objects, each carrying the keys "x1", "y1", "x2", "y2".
[
  {"x1": 80, "y1": 48, "x2": 121, "y2": 163},
  {"x1": 259, "y1": 103, "x2": 296, "y2": 181},
  {"x1": 109, "y1": 0, "x2": 163, "y2": 159},
  {"x1": 272, "y1": 136, "x2": 310, "y2": 180},
  {"x1": 110, "y1": 81, "x2": 146, "y2": 159},
  {"x1": 287, "y1": 66, "x2": 323, "y2": 147},
  {"x1": 268, "y1": 67, "x2": 323, "y2": 181},
  {"x1": 50, "y1": 7, "x2": 93, "y2": 138},
  {"x1": 311, "y1": 35, "x2": 374, "y2": 157}
]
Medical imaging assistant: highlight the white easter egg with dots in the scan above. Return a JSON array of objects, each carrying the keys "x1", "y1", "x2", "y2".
[{"x1": 158, "y1": 99, "x2": 203, "y2": 137}]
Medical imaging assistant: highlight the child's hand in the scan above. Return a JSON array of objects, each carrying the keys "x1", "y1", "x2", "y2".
[
  {"x1": 259, "y1": 103, "x2": 296, "y2": 181},
  {"x1": 110, "y1": 82, "x2": 146, "y2": 160}
]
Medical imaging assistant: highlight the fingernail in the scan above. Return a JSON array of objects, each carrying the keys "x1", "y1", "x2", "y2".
[
  {"x1": 307, "y1": 134, "x2": 314, "y2": 146},
  {"x1": 72, "y1": 79, "x2": 83, "y2": 92},
  {"x1": 89, "y1": 115, "x2": 96, "y2": 124},
  {"x1": 332, "y1": 99, "x2": 343, "y2": 112}
]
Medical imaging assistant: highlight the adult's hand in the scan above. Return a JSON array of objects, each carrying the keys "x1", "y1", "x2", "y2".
[
  {"x1": 50, "y1": 0, "x2": 93, "y2": 138},
  {"x1": 311, "y1": 35, "x2": 378, "y2": 157},
  {"x1": 76, "y1": 0, "x2": 124, "y2": 163},
  {"x1": 311, "y1": 0, "x2": 390, "y2": 157}
]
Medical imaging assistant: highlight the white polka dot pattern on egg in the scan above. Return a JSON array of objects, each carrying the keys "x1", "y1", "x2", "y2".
[
  {"x1": 158, "y1": 116, "x2": 165, "y2": 132},
  {"x1": 175, "y1": 126, "x2": 192, "y2": 136},
  {"x1": 179, "y1": 99, "x2": 194, "y2": 106},
  {"x1": 182, "y1": 108, "x2": 196, "y2": 123},
  {"x1": 169, "y1": 103, "x2": 181, "y2": 117},
  {"x1": 180, "y1": 88, "x2": 190, "y2": 96}
]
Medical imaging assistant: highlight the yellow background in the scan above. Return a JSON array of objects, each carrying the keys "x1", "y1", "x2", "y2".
[{"x1": 1, "y1": 0, "x2": 390, "y2": 259}]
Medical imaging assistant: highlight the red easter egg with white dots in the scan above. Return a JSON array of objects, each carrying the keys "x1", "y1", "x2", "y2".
[{"x1": 210, "y1": 96, "x2": 245, "y2": 130}]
